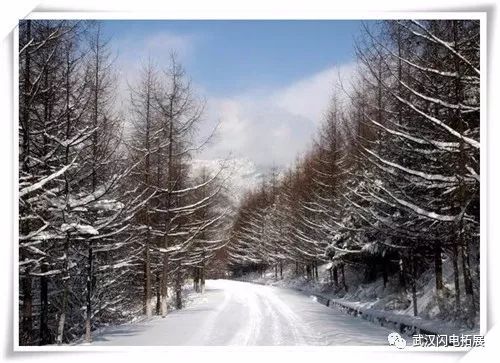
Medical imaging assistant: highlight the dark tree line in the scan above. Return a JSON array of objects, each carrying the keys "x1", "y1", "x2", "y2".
[
  {"x1": 18, "y1": 20, "x2": 230, "y2": 345},
  {"x1": 227, "y1": 20, "x2": 480, "y2": 328}
]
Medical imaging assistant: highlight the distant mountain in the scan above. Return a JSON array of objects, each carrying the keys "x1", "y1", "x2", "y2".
[{"x1": 190, "y1": 158, "x2": 282, "y2": 205}]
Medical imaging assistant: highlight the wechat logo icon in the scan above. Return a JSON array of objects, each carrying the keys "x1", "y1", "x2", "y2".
[{"x1": 388, "y1": 332, "x2": 407, "y2": 349}]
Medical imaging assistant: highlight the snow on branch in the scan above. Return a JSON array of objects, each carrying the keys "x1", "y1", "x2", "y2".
[{"x1": 19, "y1": 162, "x2": 74, "y2": 198}]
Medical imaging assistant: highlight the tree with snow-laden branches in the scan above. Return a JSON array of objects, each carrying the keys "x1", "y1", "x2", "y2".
[{"x1": 18, "y1": 21, "x2": 230, "y2": 345}]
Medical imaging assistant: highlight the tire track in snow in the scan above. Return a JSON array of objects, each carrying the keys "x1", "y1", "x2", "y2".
[
  {"x1": 227, "y1": 283, "x2": 263, "y2": 345},
  {"x1": 88, "y1": 280, "x2": 393, "y2": 346},
  {"x1": 255, "y1": 289, "x2": 283, "y2": 344},
  {"x1": 257, "y1": 286, "x2": 323, "y2": 345},
  {"x1": 190, "y1": 286, "x2": 233, "y2": 344}
]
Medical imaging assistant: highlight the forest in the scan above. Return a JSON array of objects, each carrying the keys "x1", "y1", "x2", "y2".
[
  {"x1": 18, "y1": 20, "x2": 231, "y2": 345},
  {"x1": 227, "y1": 20, "x2": 480, "y2": 328},
  {"x1": 18, "y1": 19, "x2": 480, "y2": 345}
]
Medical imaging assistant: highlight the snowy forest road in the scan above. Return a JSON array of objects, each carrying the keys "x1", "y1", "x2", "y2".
[{"x1": 90, "y1": 280, "x2": 393, "y2": 346}]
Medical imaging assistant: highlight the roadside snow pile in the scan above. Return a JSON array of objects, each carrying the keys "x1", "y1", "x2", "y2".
[
  {"x1": 326, "y1": 297, "x2": 473, "y2": 336},
  {"x1": 75, "y1": 283, "x2": 200, "y2": 345},
  {"x1": 235, "y1": 262, "x2": 478, "y2": 337}
]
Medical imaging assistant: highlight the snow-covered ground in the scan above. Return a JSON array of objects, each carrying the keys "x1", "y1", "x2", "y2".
[
  {"x1": 87, "y1": 279, "x2": 394, "y2": 346},
  {"x1": 239, "y1": 262, "x2": 479, "y2": 336}
]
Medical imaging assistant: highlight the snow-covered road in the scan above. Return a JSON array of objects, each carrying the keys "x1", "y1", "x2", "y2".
[{"x1": 90, "y1": 279, "x2": 393, "y2": 346}]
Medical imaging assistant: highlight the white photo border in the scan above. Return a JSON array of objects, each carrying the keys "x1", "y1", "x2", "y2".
[{"x1": 3, "y1": 3, "x2": 492, "y2": 361}]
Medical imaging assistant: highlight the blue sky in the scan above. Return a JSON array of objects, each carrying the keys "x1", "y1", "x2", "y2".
[
  {"x1": 102, "y1": 20, "x2": 365, "y2": 168},
  {"x1": 102, "y1": 20, "x2": 363, "y2": 95}
]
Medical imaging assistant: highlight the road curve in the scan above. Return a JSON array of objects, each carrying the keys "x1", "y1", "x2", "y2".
[{"x1": 90, "y1": 279, "x2": 393, "y2": 346}]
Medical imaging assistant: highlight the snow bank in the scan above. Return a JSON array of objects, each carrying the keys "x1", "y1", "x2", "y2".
[
  {"x1": 74, "y1": 282, "x2": 201, "y2": 345},
  {"x1": 235, "y1": 262, "x2": 478, "y2": 338}
]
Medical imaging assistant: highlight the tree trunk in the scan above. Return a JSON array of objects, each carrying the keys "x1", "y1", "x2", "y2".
[
  {"x1": 341, "y1": 263, "x2": 347, "y2": 291},
  {"x1": 452, "y1": 239, "x2": 461, "y2": 312},
  {"x1": 175, "y1": 279, "x2": 182, "y2": 310},
  {"x1": 200, "y1": 265, "x2": 205, "y2": 293},
  {"x1": 399, "y1": 257, "x2": 406, "y2": 291},
  {"x1": 39, "y1": 257, "x2": 49, "y2": 345},
  {"x1": 411, "y1": 253, "x2": 418, "y2": 317},
  {"x1": 156, "y1": 270, "x2": 161, "y2": 315},
  {"x1": 19, "y1": 19, "x2": 33, "y2": 346},
  {"x1": 143, "y1": 63, "x2": 153, "y2": 318},
  {"x1": 434, "y1": 240, "x2": 444, "y2": 311},
  {"x1": 160, "y1": 253, "x2": 168, "y2": 317},
  {"x1": 333, "y1": 266, "x2": 338, "y2": 288},
  {"x1": 193, "y1": 268, "x2": 200, "y2": 292},
  {"x1": 452, "y1": 19, "x2": 474, "y2": 325},
  {"x1": 144, "y1": 230, "x2": 152, "y2": 317},
  {"x1": 175, "y1": 259, "x2": 182, "y2": 309},
  {"x1": 56, "y1": 235, "x2": 70, "y2": 345},
  {"x1": 85, "y1": 242, "x2": 93, "y2": 342},
  {"x1": 461, "y1": 240, "x2": 475, "y2": 325},
  {"x1": 382, "y1": 259, "x2": 388, "y2": 288},
  {"x1": 20, "y1": 271, "x2": 33, "y2": 345}
]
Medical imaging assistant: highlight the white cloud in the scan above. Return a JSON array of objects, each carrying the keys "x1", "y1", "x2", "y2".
[
  {"x1": 111, "y1": 30, "x2": 358, "y2": 169},
  {"x1": 273, "y1": 62, "x2": 357, "y2": 124},
  {"x1": 141, "y1": 32, "x2": 196, "y2": 61},
  {"x1": 115, "y1": 31, "x2": 196, "y2": 66},
  {"x1": 197, "y1": 61, "x2": 358, "y2": 168}
]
